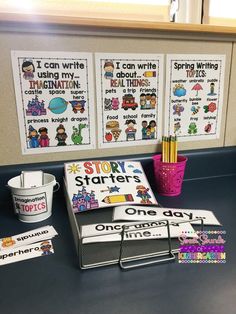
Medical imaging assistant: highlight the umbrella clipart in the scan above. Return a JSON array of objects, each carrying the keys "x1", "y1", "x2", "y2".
[{"x1": 192, "y1": 83, "x2": 203, "y2": 96}]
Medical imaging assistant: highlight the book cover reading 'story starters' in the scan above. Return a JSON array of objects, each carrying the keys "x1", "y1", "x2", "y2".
[{"x1": 64, "y1": 160, "x2": 158, "y2": 213}]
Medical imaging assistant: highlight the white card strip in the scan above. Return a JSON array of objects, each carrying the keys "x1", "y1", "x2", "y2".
[
  {"x1": 81, "y1": 221, "x2": 197, "y2": 244},
  {"x1": 21, "y1": 171, "x2": 43, "y2": 188},
  {"x1": 0, "y1": 240, "x2": 54, "y2": 266},
  {"x1": 112, "y1": 206, "x2": 221, "y2": 226},
  {"x1": 0, "y1": 225, "x2": 58, "y2": 251}
]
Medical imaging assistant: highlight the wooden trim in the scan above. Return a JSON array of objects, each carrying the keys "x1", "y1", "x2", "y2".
[
  {"x1": 208, "y1": 17, "x2": 236, "y2": 27},
  {"x1": 1, "y1": 12, "x2": 236, "y2": 35}
]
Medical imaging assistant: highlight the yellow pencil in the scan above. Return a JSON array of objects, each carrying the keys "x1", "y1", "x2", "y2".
[
  {"x1": 164, "y1": 136, "x2": 167, "y2": 162},
  {"x1": 165, "y1": 136, "x2": 168, "y2": 162},
  {"x1": 173, "y1": 136, "x2": 176, "y2": 162},
  {"x1": 166, "y1": 136, "x2": 170, "y2": 163},
  {"x1": 163, "y1": 136, "x2": 167, "y2": 162},
  {"x1": 170, "y1": 136, "x2": 174, "y2": 162},
  {"x1": 162, "y1": 136, "x2": 165, "y2": 162},
  {"x1": 174, "y1": 135, "x2": 178, "y2": 162}
]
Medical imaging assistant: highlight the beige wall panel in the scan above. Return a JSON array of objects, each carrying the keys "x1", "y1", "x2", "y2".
[
  {"x1": 0, "y1": 30, "x2": 232, "y2": 165},
  {"x1": 225, "y1": 42, "x2": 236, "y2": 146}
]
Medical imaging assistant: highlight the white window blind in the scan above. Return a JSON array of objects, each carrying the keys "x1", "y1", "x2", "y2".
[
  {"x1": 204, "y1": 0, "x2": 236, "y2": 26},
  {"x1": 0, "y1": 0, "x2": 170, "y2": 22}
]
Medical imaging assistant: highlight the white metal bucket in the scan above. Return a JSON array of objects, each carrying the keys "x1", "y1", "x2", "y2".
[{"x1": 7, "y1": 173, "x2": 59, "y2": 223}]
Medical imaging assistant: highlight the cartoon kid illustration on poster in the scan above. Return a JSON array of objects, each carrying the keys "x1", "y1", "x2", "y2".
[
  {"x1": 38, "y1": 127, "x2": 50, "y2": 147},
  {"x1": 28, "y1": 125, "x2": 39, "y2": 148},
  {"x1": 22, "y1": 59, "x2": 35, "y2": 80},
  {"x1": 141, "y1": 120, "x2": 156, "y2": 139},
  {"x1": 140, "y1": 93, "x2": 157, "y2": 109},
  {"x1": 149, "y1": 120, "x2": 156, "y2": 139},
  {"x1": 125, "y1": 119, "x2": 137, "y2": 141},
  {"x1": 141, "y1": 120, "x2": 148, "y2": 139},
  {"x1": 104, "y1": 60, "x2": 114, "y2": 79},
  {"x1": 55, "y1": 124, "x2": 68, "y2": 146}
]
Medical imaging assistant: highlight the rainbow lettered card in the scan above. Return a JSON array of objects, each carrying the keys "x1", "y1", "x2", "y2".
[{"x1": 64, "y1": 160, "x2": 158, "y2": 213}]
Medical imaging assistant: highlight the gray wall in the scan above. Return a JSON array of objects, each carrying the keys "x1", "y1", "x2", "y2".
[{"x1": 0, "y1": 25, "x2": 235, "y2": 166}]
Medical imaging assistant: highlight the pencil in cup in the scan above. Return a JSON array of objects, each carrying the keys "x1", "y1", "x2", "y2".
[
  {"x1": 162, "y1": 135, "x2": 178, "y2": 163},
  {"x1": 162, "y1": 136, "x2": 169, "y2": 162},
  {"x1": 170, "y1": 135, "x2": 177, "y2": 163},
  {"x1": 152, "y1": 154, "x2": 188, "y2": 196},
  {"x1": 161, "y1": 136, "x2": 165, "y2": 162},
  {"x1": 174, "y1": 135, "x2": 177, "y2": 163}
]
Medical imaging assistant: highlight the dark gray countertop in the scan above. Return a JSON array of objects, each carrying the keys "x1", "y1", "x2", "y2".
[{"x1": 0, "y1": 148, "x2": 236, "y2": 314}]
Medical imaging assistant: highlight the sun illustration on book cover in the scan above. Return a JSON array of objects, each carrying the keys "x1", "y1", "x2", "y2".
[{"x1": 68, "y1": 163, "x2": 81, "y2": 174}]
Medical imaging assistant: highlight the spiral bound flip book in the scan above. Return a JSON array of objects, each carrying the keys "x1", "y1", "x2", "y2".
[{"x1": 64, "y1": 160, "x2": 158, "y2": 213}]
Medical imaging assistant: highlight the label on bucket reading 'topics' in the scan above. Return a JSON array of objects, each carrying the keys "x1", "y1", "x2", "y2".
[{"x1": 13, "y1": 192, "x2": 48, "y2": 216}]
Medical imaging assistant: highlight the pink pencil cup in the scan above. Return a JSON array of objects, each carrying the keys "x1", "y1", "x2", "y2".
[{"x1": 152, "y1": 154, "x2": 188, "y2": 196}]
